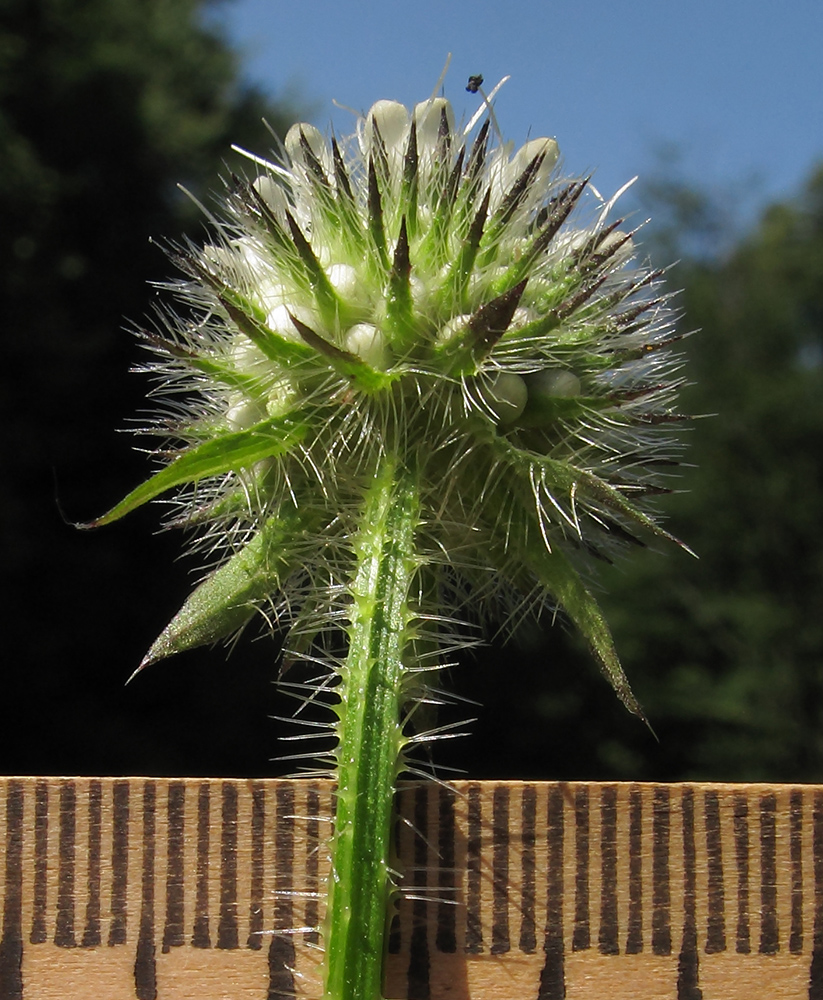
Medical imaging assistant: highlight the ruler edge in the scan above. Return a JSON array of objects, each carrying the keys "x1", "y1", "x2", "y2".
[
  {"x1": 3, "y1": 777, "x2": 821, "y2": 788},
  {"x1": 3, "y1": 776, "x2": 823, "y2": 998}
]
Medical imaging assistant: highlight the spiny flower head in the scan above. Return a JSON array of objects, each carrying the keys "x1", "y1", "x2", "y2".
[{"x1": 92, "y1": 90, "x2": 689, "y2": 717}]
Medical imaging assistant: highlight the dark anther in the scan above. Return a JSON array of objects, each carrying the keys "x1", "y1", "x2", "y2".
[
  {"x1": 404, "y1": 117, "x2": 419, "y2": 183},
  {"x1": 467, "y1": 188, "x2": 491, "y2": 249},
  {"x1": 494, "y1": 150, "x2": 546, "y2": 229},
  {"x1": 331, "y1": 136, "x2": 355, "y2": 202},
  {"x1": 298, "y1": 127, "x2": 328, "y2": 186},
  {"x1": 466, "y1": 75, "x2": 484, "y2": 93},
  {"x1": 466, "y1": 119, "x2": 490, "y2": 184},
  {"x1": 367, "y1": 155, "x2": 389, "y2": 267},
  {"x1": 370, "y1": 116, "x2": 390, "y2": 183},
  {"x1": 437, "y1": 105, "x2": 451, "y2": 157},
  {"x1": 392, "y1": 216, "x2": 411, "y2": 281},
  {"x1": 467, "y1": 278, "x2": 528, "y2": 355},
  {"x1": 287, "y1": 312, "x2": 356, "y2": 365}
]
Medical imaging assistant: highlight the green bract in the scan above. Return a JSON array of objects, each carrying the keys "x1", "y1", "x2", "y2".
[{"x1": 91, "y1": 89, "x2": 689, "y2": 1000}]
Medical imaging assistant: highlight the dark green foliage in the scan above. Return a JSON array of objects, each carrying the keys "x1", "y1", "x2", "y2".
[
  {"x1": 3, "y1": 0, "x2": 821, "y2": 782},
  {"x1": 443, "y1": 166, "x2": 823, "y2": 782},
  {"x1": 612, "y1": 166, "x2": 823, "y2": 780},
  {"x1": 0, "y1": 0, "x2": 302, "y2": 774}
]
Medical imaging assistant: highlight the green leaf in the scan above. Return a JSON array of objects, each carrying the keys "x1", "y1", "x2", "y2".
[
  {"x1": 367, "y1": 155, "x2": 390, "y2": 273},
  {"x1": 83, "y1": 410, "x2": 309, "y2": 527},
  {"x1": 492, "y1": 435, "x2": 694, "y2": 555},
  {"x1": 477, "y1": 147, "x2": 550, "y2": 267},
  {"x1": 437, "y1": 279, "x2": 528, "y2": 376},
  {"x1": 288, "y1": 313, "x2": 395, "y2": 392},
  {"x1": 135, "y1": 510, "x2": 305, "y2": 672},
  {"x1": 489, "y1": 178, "x2": 589, "y2": 297},
  {"x1": 284, "y1": 208, "x2": 345, "y2": 329},
  {"x1": 386, "y1": 216, "x2": 416, "y2": 352},
  {"x1": 213, "y1": 285, "x2": 315, "y2": 368},
  {"x1": 474, "y1": 495, "x2": 647, "y2": 721},
  {"x1": 440, "y1": 187, "x2": 490, "y2": 313},
  {"x1": 523, "y1": 540, "x2": 646, "y2": 720}
]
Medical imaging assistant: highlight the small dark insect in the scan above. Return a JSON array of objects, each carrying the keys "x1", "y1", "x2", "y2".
[{"x1": 466, "y1": 75, "x2": 484, "y2": 94}]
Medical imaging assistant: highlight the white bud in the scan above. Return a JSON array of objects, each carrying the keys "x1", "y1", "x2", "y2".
[
  {"x1": 285, "y1": 123, "x2": 328, "y2": 173},
  {"x1": 490, "y1": 137, "x2": 559, "y2": 216},
  {"x1": 254, "y1": 278, "x2": 288, "y2": 318},
  {"x1": 226, "y1": 396, "x2": 265, "y2": 431},
  {"x1": 436, "y1": 314, "x2": 471, "y2": 346},
  {"x1": 598, "y1": 229, "x2": 634, "y2": 259},
  {"x1": 513, "y1": 138, "x2": 559, "y2": 186},
  {"x1": 267, "y1": 303, "x2": 319, "y2": 342},
  {"x1": 365, "y1": 100, "x2": 409, "y2": 159},
  {"x1": 251, "y1": 175, "x2": 290, "y2": 233},
  {"x1": 345, "y1": 323, "x2": 390, "y2": 370},
  {"x1": 231, "y1": 340, "x2": 269, "y2": 376},
  {"x1": 266, "y1": 380, "x2": 295, "y2": 417},
  {"x1": 328, "y1": 263, "x2": 361, "y2": 301},
  {"x1": 413, "y1": 98, "x2": 455, "y2": 159}
]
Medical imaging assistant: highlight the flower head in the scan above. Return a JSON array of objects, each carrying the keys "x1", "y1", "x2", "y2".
[{"x1": 93, "y1": 91, "x2": 688, "y2": 717}]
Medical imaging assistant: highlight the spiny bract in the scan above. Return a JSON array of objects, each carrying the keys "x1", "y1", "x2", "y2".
[{"x1": 94, "y1": 92, "x2": 688, "y2": 718}]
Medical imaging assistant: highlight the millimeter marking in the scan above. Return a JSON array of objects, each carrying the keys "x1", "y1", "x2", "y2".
[{"x1": 1, "y1": 778, "x2": 822, "y2": 999}]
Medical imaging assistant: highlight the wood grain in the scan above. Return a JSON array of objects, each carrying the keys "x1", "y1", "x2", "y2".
[{"x1": 0, "y1": 778, "x2": 820, "y2": 999}]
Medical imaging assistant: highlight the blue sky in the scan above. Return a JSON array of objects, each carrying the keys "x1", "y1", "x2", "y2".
[{"x1": 213, "y1": 0, "x2": 822, "y2": 230}]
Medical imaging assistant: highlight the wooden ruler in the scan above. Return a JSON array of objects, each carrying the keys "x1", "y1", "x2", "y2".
[{"x1": 0, "y1": 777, "x2": 820, "y2": 999}]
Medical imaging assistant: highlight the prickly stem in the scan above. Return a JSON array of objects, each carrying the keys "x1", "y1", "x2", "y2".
[{"x1": 324, "y1": 454, "x2": 419, "y2": 1000}]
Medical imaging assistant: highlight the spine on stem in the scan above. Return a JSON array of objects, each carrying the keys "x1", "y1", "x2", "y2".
[{"x1": 324, "y1": 453, "x2": 420, "y2": 1000}]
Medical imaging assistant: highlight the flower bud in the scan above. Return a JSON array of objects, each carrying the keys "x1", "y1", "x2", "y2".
[
  {"x1": 364, "y1": 100, "x2": 409, "y2": 182},
  {"x1": 478, "y1": 372, "x2": 528, "y2": 424},
  {"x1": 345, "y1": 323, "x2": 391, "y2": 370},
  {"x1": 285, "y1": 122, "x2": 329, "y2": 173},
  {"x1": 530, "y1": 368, "x2": 581, "y2": 399}
]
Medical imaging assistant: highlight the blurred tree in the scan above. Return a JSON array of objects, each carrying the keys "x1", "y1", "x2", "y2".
[
  {"x1": 456, "y1": 165, "x2": 823, "y2": 783},
  {"x1": 0, "y1": 0, "x2": 302, "y2": 774},
  {"x1": 608, "y1": 164, "x2": 823, "y2": 781},
  {"x1": 4, "y1": 0, "x2": 821, "y2": 783}
]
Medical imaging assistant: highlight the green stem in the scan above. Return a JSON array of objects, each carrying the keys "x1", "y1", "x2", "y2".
[{"x1": 324, "y1": 453, "x2": 419, "y2": 1000}]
